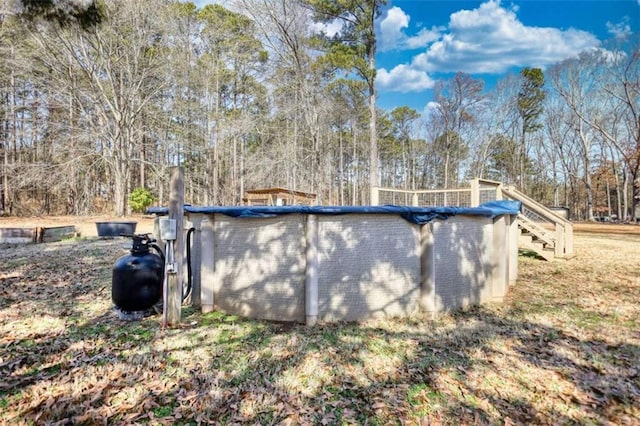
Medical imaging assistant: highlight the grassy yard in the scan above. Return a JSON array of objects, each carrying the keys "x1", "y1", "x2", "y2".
[{"x1": 0, "y1": 226, "x2": 639, "y2": 424}]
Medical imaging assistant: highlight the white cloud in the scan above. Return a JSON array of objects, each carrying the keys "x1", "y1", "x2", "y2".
[
  {"x1": 591, "y1": 47, "x2": 628, "y2": 64},
  {"x1": 379, "y1": 6, "x2": 410, "y2": 51},
  {"x1": 375, "y1": 1, "x2": 603, "y2": 97},
  {"x1": 310, "y1": 19, "x2": 343, "y2": 38},
  {"x1": 422, "y1": 101, "x2": 440, "y2": 119},
  {"x1": 411, "y1": 0, "x2": 600, "y2": 74},
  {"x1": 606, "y1": 20, "x2": 632, "y2": 40},
  {"x1": 379, "y1": 6, "x2": 442, "y2": 51},
  {"x1": 405, "y1": 27, "x2": 441, "y2": 50},
  {"x1": 377, "y1": 65, "x2": 435, "y2": 93}
]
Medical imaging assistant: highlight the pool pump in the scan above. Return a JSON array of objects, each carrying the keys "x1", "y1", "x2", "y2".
[{"x1": 112, "y1": 234, "x2": 164, "y2": 318}]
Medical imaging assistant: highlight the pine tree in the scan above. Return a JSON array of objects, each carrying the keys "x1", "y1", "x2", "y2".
[
  {"x1": 306, "y1": 0, "x2": 386, "y2": 200},
  {"x1": 516, "y1": 67, "x2": 546, "y2": 190}
]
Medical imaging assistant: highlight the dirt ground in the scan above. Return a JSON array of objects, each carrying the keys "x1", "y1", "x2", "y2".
[
  {"x1": 572, "y1": 221, "x2": 640, "y2": 235},
  {"x1": 0, "y1": 214, "x2": 156, "y2": 238}
]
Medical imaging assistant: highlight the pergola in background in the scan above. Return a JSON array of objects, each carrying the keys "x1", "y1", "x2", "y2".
[{"x1": 244, "y1": 188, "x2": 317, "y2": 206}]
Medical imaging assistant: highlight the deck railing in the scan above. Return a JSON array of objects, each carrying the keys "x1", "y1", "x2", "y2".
[
  {"x1": 372, "y1": 178, "x2": 574, "y2": 260},
  {"x1": 372, "y1": 178, "x2": 502, "y2": 208}
]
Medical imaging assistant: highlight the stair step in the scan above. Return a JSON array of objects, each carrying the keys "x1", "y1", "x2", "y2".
[
  {"x1": 518, "y1": 238, "x2": 555, "y2": 261},
  {"x1": 508, "y1": 188, "x2": 574, "y2": 260},
  {"x1": 519, "y1": 235, "x2": 553, "y2": 247}
]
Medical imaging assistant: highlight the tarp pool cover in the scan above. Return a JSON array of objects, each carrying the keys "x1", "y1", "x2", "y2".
[{"x1": 147, "y1": 200, "x2": 521, "y2": 225}]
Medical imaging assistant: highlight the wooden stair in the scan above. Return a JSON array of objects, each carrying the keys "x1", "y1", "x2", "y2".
[
  {"x1": 502, "y1": 186, "x2": 574, "y2": 261},
  {"x1": 517, "y1": 215, "x2": 556, "y2": 261}
]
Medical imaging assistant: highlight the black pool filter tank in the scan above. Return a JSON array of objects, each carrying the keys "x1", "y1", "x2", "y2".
[{"x1": 112, "y1": 234, "x2": 164, "y2": 313}]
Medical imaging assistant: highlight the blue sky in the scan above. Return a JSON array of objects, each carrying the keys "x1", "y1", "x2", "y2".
[
  {"x1": 194, "y1": 0, "x2": 639, "y2": 114},
  {"x1": 375, "y1": 0, "x2": 639, "y2": 112}
]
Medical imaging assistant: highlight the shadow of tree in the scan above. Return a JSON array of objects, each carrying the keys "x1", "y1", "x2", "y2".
[
  {"x1": 208, "y1": 213, "x2": 497, "y2": 323},
  {"x1": 1, "y1": 233, "x2": 638, "y2": 424},
  {"x1": 432, "y1": 216, "x2": 495, "y2": 312},
  {"x1": 99, "y1": 304, "x2": 636, "y2": 424}
]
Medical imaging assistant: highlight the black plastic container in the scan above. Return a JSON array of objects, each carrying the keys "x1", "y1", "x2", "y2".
[
  {"x1": 96, "y1": 221, "x2": 137, "y2": 237},
  {"x1": 112, "y1": 235, "x2": 164, "y2": 312}
]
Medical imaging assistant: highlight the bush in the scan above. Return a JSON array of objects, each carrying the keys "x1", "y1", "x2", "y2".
[{"x1": 129, "y1": 187, "x2": 156, "y2": 213}]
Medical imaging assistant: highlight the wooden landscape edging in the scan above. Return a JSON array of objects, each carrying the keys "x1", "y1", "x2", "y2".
[
  {"x1": 0, "y1": 226, "x2": 77, "y2": 244},
  {"x1": 0, "y1": 227, "x2": 37, "y2": 244},
  {"x1": 38, "y1": 226, "x2": 78, "y2": 243}
]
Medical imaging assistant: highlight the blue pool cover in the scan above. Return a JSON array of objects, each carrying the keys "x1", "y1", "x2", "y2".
[{"x1": 147, "y1": 200, "x2": 521, "y2": 225}]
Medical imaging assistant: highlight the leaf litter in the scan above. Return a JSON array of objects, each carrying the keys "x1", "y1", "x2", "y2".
[{"x1": 0, "y1": 222, "x2": 638, "y2": 424}]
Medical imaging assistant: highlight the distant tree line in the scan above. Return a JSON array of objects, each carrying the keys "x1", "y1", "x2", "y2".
[{"x1": 0, "y1": 0, "x2": 638, "y2": 220}]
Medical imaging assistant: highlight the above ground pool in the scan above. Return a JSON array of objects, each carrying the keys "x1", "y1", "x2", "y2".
[{"x1": 149, "y1": 201, "x2": 521, "y2": 325}]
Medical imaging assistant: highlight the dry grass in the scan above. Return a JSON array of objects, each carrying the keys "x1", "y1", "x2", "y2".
[{"x1": 0, "y1": 220, "x2": 638, "y2": 425}]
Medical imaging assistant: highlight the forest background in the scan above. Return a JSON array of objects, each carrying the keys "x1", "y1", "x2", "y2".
[{"x1": 0, "y1": 0, "x2": 639, "y2": 220}]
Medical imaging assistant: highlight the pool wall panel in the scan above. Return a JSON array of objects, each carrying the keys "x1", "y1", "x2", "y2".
[
  {"x1": 183, "y1": 209, "x2": 517, "y2": 324},
  {"x1": 431, "y1": 216, "x2": 494, "y2": 312},
  {"x1": 316, "y1": 214, "x2": 421, "y2": 321},
  {"x1": 211, "y1": 215, "x2": 306, "y2": 322}
]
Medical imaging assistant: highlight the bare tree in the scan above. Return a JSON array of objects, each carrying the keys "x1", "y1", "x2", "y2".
[
  {"x1": 549, "y1": 56, "x2": 602, "y2": 220},
  {"x1": 552, "y1": 45, "x2": 640, "y2": 221},
  {"x1": 27, "y1": 0, "x2": 171, "y2": 215},
  {"x1": 429, "y1": 72, "x2": 484, "y2": 188},
  {"x1": 235, "y1": 0, "x2": 323, "y2": 196}
]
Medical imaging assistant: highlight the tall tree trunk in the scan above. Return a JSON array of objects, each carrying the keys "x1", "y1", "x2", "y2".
[
  {"x1": 631, "y1": 168, "x2": 639, "y2": 221},
  {"x1": 622, "y1": 167, "x2": 629, "y2": 221},
  {"x1": 368, "y1": 78, "x2": 377, "y2": 201},
  {"x1": 352, "y1": 126, "x2": 357, "y2": 206},
  {"x1": 2, "y1": 127, "x2": 7, "y2": 213},
  {"x1": 585, "y1": 171, "x2": 594, "y2": 221},
  {"x1": 339, "y1": 130, "x2": 344, "y2": 205},
  {"x1": 114, "y1": 171, "x2": 126, "y2": 217},
  {"x1": 520, "y1": 126, "x2": 526, "y2": 191},
  {"x1": 606, "y1": 179, "x2": 612, "y2": 218},
  {"x1": 7, "y1": 44, "x2": 16, "y2": 214}
]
